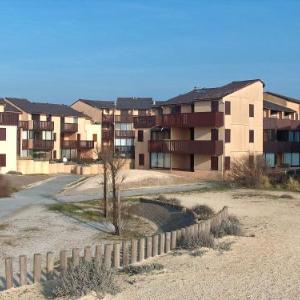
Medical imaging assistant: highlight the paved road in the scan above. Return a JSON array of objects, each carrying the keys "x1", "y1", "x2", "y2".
[
  {"x1": 57, "y1": 182, "x2": 214, "y2": 202},
  {"x1": 0, "y1": 175, "x2": 81, "y2": 220}
]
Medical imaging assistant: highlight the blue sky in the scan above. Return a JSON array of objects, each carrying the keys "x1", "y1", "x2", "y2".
[{"x1": 0, "y1": 0, "x2": 299, "y2": 103}]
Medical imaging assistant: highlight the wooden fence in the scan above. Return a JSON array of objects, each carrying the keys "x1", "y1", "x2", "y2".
[{"x1": 1, "y1": 206, "x2": 228, "y2": 291}]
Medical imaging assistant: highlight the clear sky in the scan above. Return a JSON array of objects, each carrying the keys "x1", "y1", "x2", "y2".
[{"x1": 0, "y1": 0, "x2": 299, "y2": 104}]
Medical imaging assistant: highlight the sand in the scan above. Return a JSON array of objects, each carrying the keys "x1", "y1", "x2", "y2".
[{"x1": 1, "y1": 188, "x2": 300, "y2": 299}]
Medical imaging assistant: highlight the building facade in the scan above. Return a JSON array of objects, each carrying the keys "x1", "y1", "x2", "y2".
[
  {"x1": 263, "y1": 91, "x2": 300, "y2": 168},
  {"x1": 71, "y1": 97, "x2": 154, "y2": 158},
  {"x1": 134, "y1": 80, "x2": 264, "y2": 178},
  {"x1": 0, "y1": 99, "x2": 19, "y2": 173},
  {"x1": 3, "y1": 98, "x2": 101, "y2": 162}
]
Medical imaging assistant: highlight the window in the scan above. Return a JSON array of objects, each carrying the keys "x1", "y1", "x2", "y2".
[
  {"x1": 42, "y1": 131, "x2": 52, "y2": 141},
  {"x1": 249, "y1": 130, "x2": 254, "y2": 143},
  {"x1": 115, "y1": 123, "x2": 133, "y2": 130},
  {"x1": 115, "y1": 138, "x2": 134, "y2": 146},
  {"x1": 211, "y1": 101, "x2": 219, "y2": 113},
  {"x1": 225, "y1": 129, "x2": 231, "y2": 143},
  {"x1": 150, "y1": 153, "x2": 170, "y2": 169},
  {"x1": 264, "y1": 153, "x2": 275, "y2": 167},
  {"x1": 93, "y1": 134, "x2": 97, "y2": 142},
  {"x1": 138, "y1": 130, "x2": 144, "y2": 142},
  {"x1": 0, "y1": 128, "x2": 6, "y2": 141},
  {"x1": 171, "y1": 106, "x2": 181, "y2": 114},
  {"x1": 211, "y1": 129, "x2": 218, "y2": 141},
  {"x1": 211, "y1": 156, "x2": 219, "y2": 170},
  {"x1": 0, "y1": 154, "x2": 6, "y2": 167},
  {"x1": 249, "y1": 104, "x2": 254, "y2": 117},
  {"x1": 139, "y1": 154, "x2": 145, "y2": 166},
  {"x1": 225, "y1": 101, "x2": 231, "y2": 115},
  {"x1": 224, "y1": 156, "x2": 230, "y2": 170}
]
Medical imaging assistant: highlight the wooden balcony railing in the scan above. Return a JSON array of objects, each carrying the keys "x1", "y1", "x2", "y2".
[
  {"x1": 61, "y1": 140, "x2": 94, "y2": 149},
  {"x1": 18, "y1": 120, "x2": 29, "y2": 129},
  {"x1": 22, "y1": 139, "x2": 54, "y2": 150},
  {"x1": 0, "y1": 112, "x2": 19, "y2": 126},
  {"x1": 102, "y1": 115, "x2": 114, "y2": 123},
  {"x1": 134, "y1": 112, "x2": 224, "y2": 128},
  {"x1": 263, "y1": 118, "x2": 300, "y2": 130},
  {"x1": 148, "y1": 140, "x2": 223, "y2": 155},
  {"x1": 264, "y1": 141, "x2": 300, "y2": 153},
  {"x1": 61, "y1": 123, "x2": 78, "y2": 133},
  {"x1": 102, "y1": 129, "x2": 114, "y2": 140},
  {"x1": 115, "y1": 115, "x2": 133, "y2": 123},
  {"x1": 32, "y1": 120, "x2": 54, "y2": 131},
  {"x1": 115, "y1": 130, "x2": 135, "y2": 138}
]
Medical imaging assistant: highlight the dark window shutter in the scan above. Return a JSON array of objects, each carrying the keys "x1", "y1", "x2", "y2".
[
  {"x1": 138, "y1": 130, "x2": 144, "y2": 142},
  {"x1": 225, "y1": 129, "x2": 231, "y2": 143},
  {"x1": 211, "y1": 156, "x2": 218, "y2": 170},
  {"x1": 224, "y1": 156, "x2": 230, "y2": 170},
  {"x1": 139, "y1": 154, "x2": 144, "y2": 166},
  {"x1": 225, "y1": 101, "x2": 231, "y2": 115},
  {"x1": 211, "y1": 101, "x2": 219, "y2": 113},
  {"x1": 53, "y1": 150, "x2": 57, "y2": 160},
  {"x1": 249, "y1": 104, "x2": 254, "y2": 117},
  {"x1": 211, "y1": 129, "x2": 218, "y2": 141},
  {"x1": 0, "y1": 128, "x2": 6, "y2": 141},
  {"x1": 53, "y1": 132, "x2": 56, "y2": 141},
  {"x1": 249, "y1": 130, "x2": 254, "y2": 143},
  {"x1": 0, "y1": 154, "x2": 6, "y2": 167}
]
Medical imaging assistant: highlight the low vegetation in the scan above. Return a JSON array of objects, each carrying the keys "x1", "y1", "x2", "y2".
[
  {"x1": 192, "y1": 205, "x2": 215, "y2": 220},
  {"x1": 157, "y1": 195, "x2": 181, "y2": 205},
  {"x1": 211, "y1": 215, "x2": 242, "y2": 238},
  {"x1": 0, "y1": 174, "x2": 11, "y2": 197},
  {"x1": 123, "y1": 263, "x2": 164, "y2": 276},
  {"x1": 50, "y1": 261, "x2": 119, "y2": 298},
  {"x1": 177, "y1": 232, "x2": 215, "y2": 250}
]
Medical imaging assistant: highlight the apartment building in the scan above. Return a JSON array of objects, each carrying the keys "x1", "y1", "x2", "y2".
[
  {"x1": 3, "y1": 98, "x2": 101, "y2": 161},
  {"x1": 133, "y1": 79, "x2": 264, "y2": 178},
  {"x1": 72, "y1": 97, "x2": 154, "y2": 158},
  {"x1": 263, "y1": 91, "x2": 300, "y2": 167},
  {"x1": 0, "y1": 99, "x2": 19, "y2": 173}
]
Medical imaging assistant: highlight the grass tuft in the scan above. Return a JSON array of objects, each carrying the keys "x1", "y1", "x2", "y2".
[
  {"x1": 177, "y1": 232, "x2": 215, "y2": 250},
  {"x1": 123, "y1": 263, "x2": 164, "y2": 276},
  {"x1": 211, "y1": 215, "x2": 241, "y2": 238}
]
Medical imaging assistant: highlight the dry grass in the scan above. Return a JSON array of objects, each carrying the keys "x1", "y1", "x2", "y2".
[
  {"x1": 177, "y1": 232, "x2": 215, "y2": 250},
  {"x1": 211, "y1": 215, "x2": 242, "y2": 238},
  {"x1": 192, "y1": 205, "x2": 215, "y2": 220}
]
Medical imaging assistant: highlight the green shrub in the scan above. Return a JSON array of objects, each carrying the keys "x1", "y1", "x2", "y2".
[
  {"x1": 51, "y1": 261, "x2": 118, "y2": 298},
  {"x1": 123, "y1": 263, "x2": 164, "y2": 276},
  {"x1": 192, "y1": 205, "x2": 214, "y2": 220},
  {"x1": 177, "y1": 232, "x2": 215, "y2": 250},
  {"x1": 211, "y1": 215, "x2": 241, "y2": 238}
]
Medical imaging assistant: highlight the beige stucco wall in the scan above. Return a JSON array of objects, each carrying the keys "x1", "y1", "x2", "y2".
[
  {"x1": 171, "y1": 128, "x2": 190, "y2": 140},
  {"x1": 135, "y1": 129, "x2": 151, "y2": 169},
  {"x1": 171, "y1": 153, "x2": 190, "y2": 170},
  {"x1": 71, "y1": 101, "x2": 102, "y2": 123},
  {"x1": 223, "y1": 81, "x2": 264, "y2": 166},
  {"x1": 0, "y1": 125, "x2": 17, "y2": 174}
]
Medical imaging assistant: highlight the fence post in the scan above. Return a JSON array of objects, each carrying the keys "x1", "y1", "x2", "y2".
[
  {"x1": 104, "y1": 244, "x2": 113, "y2": 269},
  {"x1": 138, "y1": 238, "x2": 145, "y2": 261},
  {"x1": 95, "y1": 244, "x2": 103, "y2": 266},
  {"x1": 131, "y1": 240, "x2": 138, "y2": 264},
  {"x1": 171, "y1": 231, "x2": 177, "y2": 249},
  {"x1": 152, "y1": 235, "x2": 158, "y2": 256},
  {"x1": 19, "y1": 255, "x2": 27, "y2": 286},
  {"x1": 181, "y1": 228, "x2": 186, "y2": 239},
  {"x1": 176, "y1": 229, "x2": 182, "y2": 241},
  {"x1": 60, "y1": 250, "x2": 68, "y2": 272},
  {"x1": 146, "y1": 236, "x2": 152, "y2": 258},
  {"x1": 46, "y1": 252, "x2": 54, "y2": 279},
  {"x1": 72, "y1": 248, "x2": 80, "y2": 267},
  {"x1": 84, "y1": 246, "x2": 92, "y2": 262},
  {"x1": 123, "y1": 241, "x2": 130, "y2": 267},
  {"x1": 5, "y1": 257, "x2": 13, "y2": 289},
  {"x1": 159, "y1": 233, "x2": 165, "y2": 255},
  {"x1": 113, "y1": 243, "x2": 120, "y2": 269},
  {"x1": 33, "y1": 253, "x2": 42, "y2": 283},
  {"x1": 165, "y1": 232, "x2": 171, "y2": 252}
]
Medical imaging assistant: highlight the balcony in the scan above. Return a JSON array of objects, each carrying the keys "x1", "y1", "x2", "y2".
[
  {"x1": 28, "y1": 120, "x2": 54, "y2": 131},
  {"x1": 61, "y1": 140, "x2": 94, "y2": 149},
  {"x1": 115, "y1": 115, "x2": 133, "y2": 123},
  {"x1": 61, "y1": 123, "x2": 78, "y2": 133},
  {"x1": 22, "y1": 139, "x2": 54, "y2": 150},
  {"x1": 102, "y1": 129, "x2": 114, "y2": 140},
  {"x1": 0, "y1": 112, "x2": 19, "y2": 126},
  {"x1": 264, "y1": 118, "x2": 300, "y2": 130},
  {"x1": 264, "y1": 141, "x2": 300, "y2": 153},
  {"x1": 115, "y1": 146, "x2": 135, "y2": 158},
  {"x1": 102, "y1": 115, "x2": 114, "y2": 123},
  {"x1": 148, "y1": 140, "x2": 223, "y2": 155},
  {"x1": 134, "y1": 112, "x2": 224, "y2": 128},
  {"x1": 18, "y1": 120, "x2": 29, "y2": 129},
  {"x1": 115, "y1": 130, "x2": 135, "y2": 138}
]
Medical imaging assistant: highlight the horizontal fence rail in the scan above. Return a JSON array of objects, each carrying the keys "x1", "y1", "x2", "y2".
[{"x1": 1, "y1": 205, "x2": 228, "y2": 291}]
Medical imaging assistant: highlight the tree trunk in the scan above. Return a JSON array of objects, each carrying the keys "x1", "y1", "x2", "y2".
[
  {"x1": 103, "y1": 163, "x2": 108, "y2": 218},
  {"x1": 113, "y1": 187, "x2": 121, "y2": 235}
]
